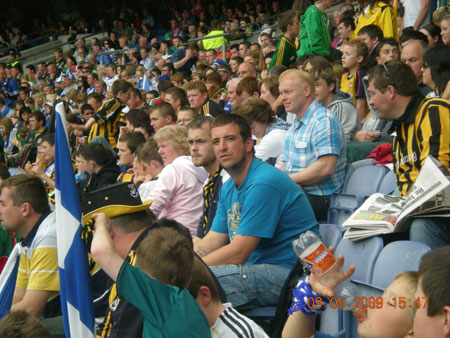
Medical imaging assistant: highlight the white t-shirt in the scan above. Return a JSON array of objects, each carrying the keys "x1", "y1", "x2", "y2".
[
  {"x1": 211, "y1": 303, "x2": 269, "y2": 338},
  {"x1": 255, "y1": 129, "x2": 288, "y2": 169}
]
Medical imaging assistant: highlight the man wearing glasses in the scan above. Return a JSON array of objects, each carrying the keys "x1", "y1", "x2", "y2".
[{"x1": 367, "y1": 60, "x2": 450, "y2": 249}]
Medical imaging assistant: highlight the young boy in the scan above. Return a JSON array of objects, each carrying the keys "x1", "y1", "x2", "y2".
[
  {"x1": 413, "y1": 246, "x2": 450, "y2": 338},
  {"x1": 133, "y1": 140, "x2": 164, "y2": 194},
  {"x1": 310, "y1": 64, "x2": 360, "y2": 140},
  {"x1": 332, "y1": 17, "x2": 355, "y2": 50},
  {"x1": 189, "y1": 257, "x2": 269, "y2": 338},
  {"x1": 177, "y1": 108, "x2": 199, "y2": 127},
  {"x1": 116, "y1": 131, "x2": 146, "y2": 183},
  {"x1": 375, "y1": 38, "x2": 400, "y2": 64},
  {"x1": 268, "y1": 11, "x2": 299, "y2": 72},
  {"x1": 91, "y1": 213, "x2": 211, "y2": 338},
  {"x1": 340, "y1": 39, "x2": 369, "y2": 121},
  {"x1": 282, "y1": 250, "x2": 419, "y2": 338},
  {"x1": 149, "y1": 102, "x2": 177, "y2": 132}
]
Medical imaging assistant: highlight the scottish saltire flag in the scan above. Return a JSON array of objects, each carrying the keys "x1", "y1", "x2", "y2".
[
  {"x1": 137, "y1": 73, "x2": 152, "y2": 92},
  {"x1": 54, "y1": 102, "x2": 95, "y2": 338},
  {"x1": 0, "y1": 245, "x2": 20, "y2": 318}
]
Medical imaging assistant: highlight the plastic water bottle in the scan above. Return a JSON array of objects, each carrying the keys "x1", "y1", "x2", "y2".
[{"x1": 293, "y1": 231, "x2": 365, "y2": 317}]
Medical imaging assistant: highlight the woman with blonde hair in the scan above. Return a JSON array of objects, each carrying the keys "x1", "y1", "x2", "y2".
[
  {"x1": 33, "y1": 92, "x2": 46, "y2": 113},
  {"x1": 139, "y1": 125, "x2": 207, "y2": 237}
]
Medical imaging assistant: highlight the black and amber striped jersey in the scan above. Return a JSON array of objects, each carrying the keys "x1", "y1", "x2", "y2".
[
  {"x1": 98, "y1": 227, "x2": 151, "y2": 338},
  {"x1": 391, "y1": 93, "x2": 450, "y2": 196},
  {"x1": 88, "y1": 97, "x2": 125, "y2": 148},
  {"x1": 200, "y1": 100, "x2": 225, "y2": 117},
  {"x1": 117, "y1": 166, "x2": 135, "y2": 183}
]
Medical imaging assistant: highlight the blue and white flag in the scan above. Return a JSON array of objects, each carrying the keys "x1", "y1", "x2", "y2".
[
  {"x1": 54, "y1": 102, "x2": 95, "y2": 338},
  {"x1": 0, "y1": 245, "x2": 20, "y2": 318},
  {"x1": 137, "y1": 73, "x2": 152, "y2": 92}
]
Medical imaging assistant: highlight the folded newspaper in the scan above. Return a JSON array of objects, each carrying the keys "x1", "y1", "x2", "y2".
[{"x1": 342, "y1": 156, "x2": 450, "y2": 241}]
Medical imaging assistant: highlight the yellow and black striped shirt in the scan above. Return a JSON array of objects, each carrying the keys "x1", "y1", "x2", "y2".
[
  {"x1": 88, "y1": 97, "x2": 125, "y2": 148},
  {"x1": 117, "y1": 166, "x2": 135, "y2": 183},
  {"x1": 391, "y1": 93, "x2": 450, "y2": 195},
  {"x1": 200, "y1": 100, "x2": 225, "y2": 117}
]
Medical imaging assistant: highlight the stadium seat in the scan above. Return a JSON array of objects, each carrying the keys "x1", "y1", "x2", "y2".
[
  {"x1": 241, "y1": 306, "x2": 276, "y2": 320},
  {"x1": 328, "y1": 165, "x2": 389, "y2": 227},
  {"x1": 319, "y1": 236, "x2": 383, "y2": 336},
  {"x1": 319, "y1": 223, "x2": 342, "y2": 249},
  {"x1": 377, "y1": 170, "x2": 398, "y2": 195},
  {"x1": 371, "y1": 240, "x2": 431, "y2": 289},
  {"x1": 343, "y1": 240, "x2": 430, "y2": 338}
]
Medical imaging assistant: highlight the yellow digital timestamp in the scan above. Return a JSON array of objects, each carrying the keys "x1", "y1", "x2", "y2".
[{"x1": 306, "y1": 296, "x2": 429, "y2": 310}]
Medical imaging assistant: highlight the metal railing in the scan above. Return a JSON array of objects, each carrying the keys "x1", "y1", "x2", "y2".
[
  {"x1": 3, "y1": 31, "x2": 107, "y2": 64},
  {"x1": 0, "y1": 34, "x2": 58, "y2": 56}
]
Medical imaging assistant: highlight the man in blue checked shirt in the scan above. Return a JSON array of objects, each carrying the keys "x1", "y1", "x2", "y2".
[{"x1": 279, "y1": 69, "x2": 346, "y2": 222}]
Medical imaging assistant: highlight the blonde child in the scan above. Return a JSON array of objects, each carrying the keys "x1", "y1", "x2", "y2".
[
  {"x1": 282, "y1": 247, "x2": 418, "y2": 338},
  {"x1": 340, "y1": 39, "x2": 369, "y2": 121}
]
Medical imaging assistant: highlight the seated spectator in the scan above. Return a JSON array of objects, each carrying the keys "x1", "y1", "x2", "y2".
[
  {"x1": 185, "y1": 81, "x2": 225, "y2": 117},
  {"x1": 194, "y1": 114, "x2": 318, "y2": 310},
  {"x1": 259, "y1": 77, "x2": 287, "y2": 121},
  {"x1": 188, "y1": 257, "x2": 268, "y2": 337},
  {"x1": 420, "y1": 23, "x2": 445, "y2": 48},
  {"x1": 375, "y1": 38, "x2": 400, "y2": 64},
  {"x1": 229, "y1": 56, "x2": 243, "y2": 77},
  {"x1": 149, "y1": 102, "x2": 177, "y2": 132},
  {"x1": 76, "y1": 142, "x2": 120, "y2": 196},
  {"x1": 124, "y1": 108, "x2": 151, "y2": 133},
  {"x1": 422, "y1": 46, "x2": 450, "y2": 99},
  {"x1": 414, "y1": 246, "x2": 450, "y2": 337},
  {"x1": 332, "y1": 17, "x2": 355, "y2": 50},
  {"x1": 367, "y1": 61, "x2": 450, "y2": 248},
  {"x1": 357, "y1": 24, "x2": 383, "y2": 60},
  {"x1": 165, "y1": 87, "x2": 188, "y2": 115},
  {"x1": 400, "y1": 39, "x2": 433, "y2": 97},
  {"x1": 126, "y1": 88, "x2": 147, "y2": 109},
  {"x1": 0, "y1": 175, "x2": 60, "y2": 318},
  {"x1": 91, "y1": 214, "x2": 210, "y2": 338},
  {"x1": 282, "y1": 252, "x2": 418, "y2": 338},
  {"x1": 171, "y1": 42, "x2": 199, "y2": 77},
  {"x1": 72, "y1": 80, "x2": 134, "y2": 148},
  {"x1": 280, "y1": 69, "x2": 346, "y2": 222},
  {"x1": 25, "y1": 111, "x2": 47, "y2": 145},
  {"x1": 234, "y1": 97, "x2": 290, "y2": 168},
  {"x1": 148, "y1": 80, "x2": 174, "y2": 107},
  {"x1": 177, "y1": 108, "x2": 199, "y2": 127},
  {"x1": 224, "y1": 78, "x2": 240, "y2": 113},
  {"x1": 309, "y1": 63, "x2": 360, "y2": 140},
  {"x1": 23, "y1": 134, "x2": 56, "y2": 206},
  {"x1": 117, "y1": 132, "x2": 146, "y2": 183},
  {"x1": 235, "y1": 76, "x2": 259, "y2": 101},
  {"x1": 205, "y1": 49, "x2": 227, "y2": 71},
  {"x1": 187, "y1": 116, "x2": 229, "y2": 240},
  {"x1": 237, "y1": 61, "x2": 257, "y2": 78},
  {"x1": 439, "y1": 14, "x2": 450, "y2": 45},
  {"x1": 340, "y1": 39, "x2": 370, "y2": 121},
  {"x1": 134, "y1": 140, "x2": 164, "y2": 193},
  {"x1": 141, "y1": 125, "x2": 207, "y2": 236}
]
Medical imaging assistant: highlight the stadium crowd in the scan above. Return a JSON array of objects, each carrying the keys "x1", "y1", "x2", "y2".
[{"x1": 0, "y1": 0, "x2": 449, "y2": 337}]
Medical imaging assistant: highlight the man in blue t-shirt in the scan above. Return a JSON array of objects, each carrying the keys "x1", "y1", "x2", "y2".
[{"x1": 194, "y1": 114, "x2": 318, "y2": 311}]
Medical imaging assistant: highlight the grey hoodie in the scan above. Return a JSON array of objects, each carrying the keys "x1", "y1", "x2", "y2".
[{"x1": 327, "y1": 91, "x2": 361, "y2": 140}]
